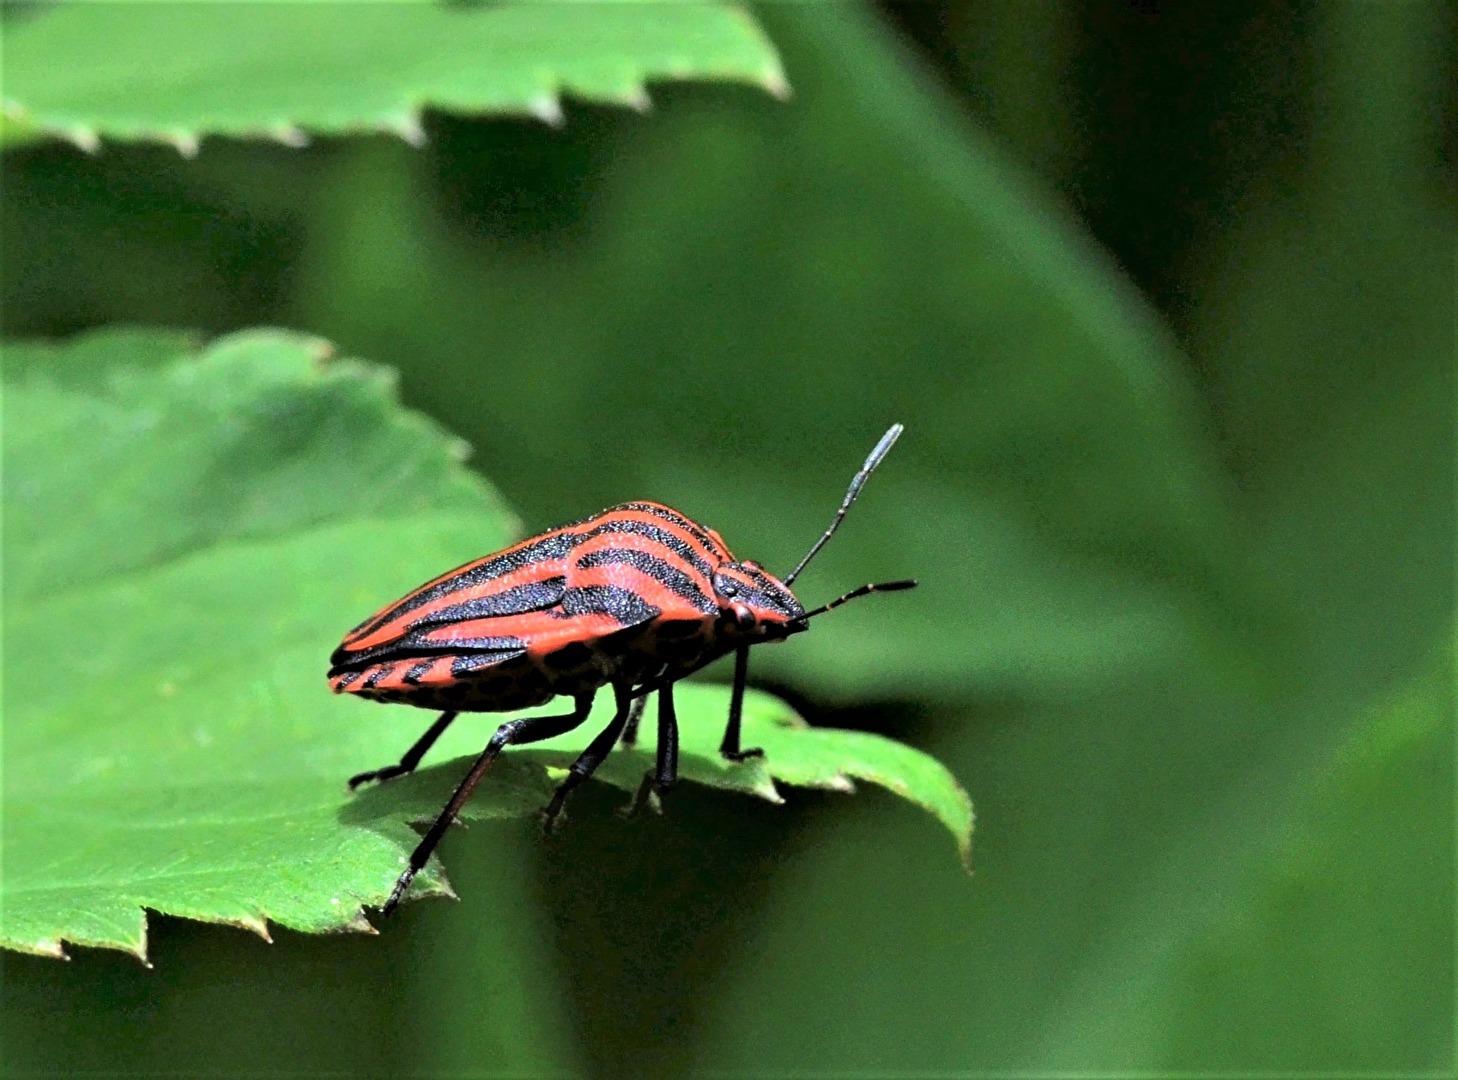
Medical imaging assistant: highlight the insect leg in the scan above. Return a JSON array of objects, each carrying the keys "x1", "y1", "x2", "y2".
[
  {"x1": 620, "y1": 663, "x2": 666, "y2": 746},
  {"x1": 656, "y1": 681, "x2": 680, "y2": 789},
  {"x1": 623, "y1": 679, "x2": 681, "y2": 818},
  {"x1": 348, "y1": 710, "x2": 459, "y2": 790},
  {"x1": 541, "y1": 682, "x2": 634, "y2": 834},
  {"x1": 383, "y1": 692, "x2": 595, "y2": 916},
  {"x1": 618, "y1": 694, "x2": 648, "y2": 747},
  {"x1": 718, "y1": 645, "x2": 763, "y2": 762}
]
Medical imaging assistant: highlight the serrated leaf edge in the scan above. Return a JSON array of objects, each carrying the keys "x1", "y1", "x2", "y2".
[{"x1": 1, "y1": 59, "x2": 789, "y2": 158}]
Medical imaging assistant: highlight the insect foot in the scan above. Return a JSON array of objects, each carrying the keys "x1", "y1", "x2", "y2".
[
  {"x1": 722, "y1": 747, "x2": 765, "y2": 763},
  {"x1": 538, "y1": 805, "x2": 568, "y2": 838},
  {"x1": 347, "y1": 764, "x2": 407, "y2": 789},
  {"x1": 619, "y1": 771, "x2": 666, "y2": 820}
]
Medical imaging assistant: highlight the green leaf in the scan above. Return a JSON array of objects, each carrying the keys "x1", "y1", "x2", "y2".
[
  {"x1": 1, "y1": 328, "x2": 968, "y2": 959},
  {"x1": 1, "y1": 3, "x2": 785, "y2": 152},
  {"x1": 2, "y1": 328, "x2": 520, "y2": 957},
  {"x1": 3, "y1": 328, "x2": 510, "y2": 604},
  {"x1": 518, "y1": 682, "x2": 973, "y2": 868}
]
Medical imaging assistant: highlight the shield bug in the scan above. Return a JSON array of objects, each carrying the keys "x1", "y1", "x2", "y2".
[{"x1": 330, "y1": 425, "x2": 916, "y2": 913}]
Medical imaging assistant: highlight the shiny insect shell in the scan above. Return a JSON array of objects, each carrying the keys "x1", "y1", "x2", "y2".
[
  {"x1": 329, "y1": 424, "x2": 916, "y2": 915},
  {"x1": 328, "y1": 501, "x2": 807, "y2": 712}
]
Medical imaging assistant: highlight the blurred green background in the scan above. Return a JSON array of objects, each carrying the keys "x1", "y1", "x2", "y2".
[{"x1": 2, "y1": 2, "x2": 1452, "y2": 1076}]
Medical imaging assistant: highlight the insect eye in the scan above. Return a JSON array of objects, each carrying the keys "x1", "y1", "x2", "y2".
[{"x1": 732, "y1": 603, "x2": 756, "y2": 630}]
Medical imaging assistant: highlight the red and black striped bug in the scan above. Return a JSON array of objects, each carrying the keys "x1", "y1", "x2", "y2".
[{"x1": 330, "y1": 425, "x2": 916, "y2": 913}]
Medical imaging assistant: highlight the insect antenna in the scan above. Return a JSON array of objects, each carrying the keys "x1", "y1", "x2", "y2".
[
  {"x1": 720, "y1": 426, "x2": 909, "y2": 763},
  {"x1": 784, "y1": 423, "x2": 904, "y2": 586},
  {"x1": 801, "y1": 578, "x2": 918, "y2": 620}
]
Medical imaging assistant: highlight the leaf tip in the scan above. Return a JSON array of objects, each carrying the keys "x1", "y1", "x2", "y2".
[
  {"x1": 306, "y1": 336, "x2": 338, "y2": 368},
  {"x1": 753, "y1": 777, "x2": 785, "y2": 804},
  {"x1": 957, "y1": 835, "x2": 975, "y2": 875},
  {"x1": 14, "y1": 936, "x2": 70, "y2": 960},
  {"x1": 422, "y1": 885, "x2": 459, "y2": 906},
  {"x1": 119, "y1": 917, "x2": 152, "y2": 965},
  {"x1": 164, "y1": 130, "x2": 201, "y2": 159},
  {"x1": 268, "y1": 124, "x2": 310, "y2": 149},
  {"x1": 61, "y1": 125, "x2": 101, "y2": 154},
  {"x1": 528, "y1": 93, "x2": 565, "y2": 128},
  {"x1": 762, "y1": 65, "x2": 792, "y2": 101},
  {"x1": 232, "y1": 914, "x2": 273, "y2": 943},
  {"x1": 384, "y1": 111, "x2": 428, "y2": 148},
  {"x1": 623, "y1": 86, "x2": 653, "y2": 114},
  {"x1": 954, "y1": 800, "x2": 975, "y2": 874}
]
